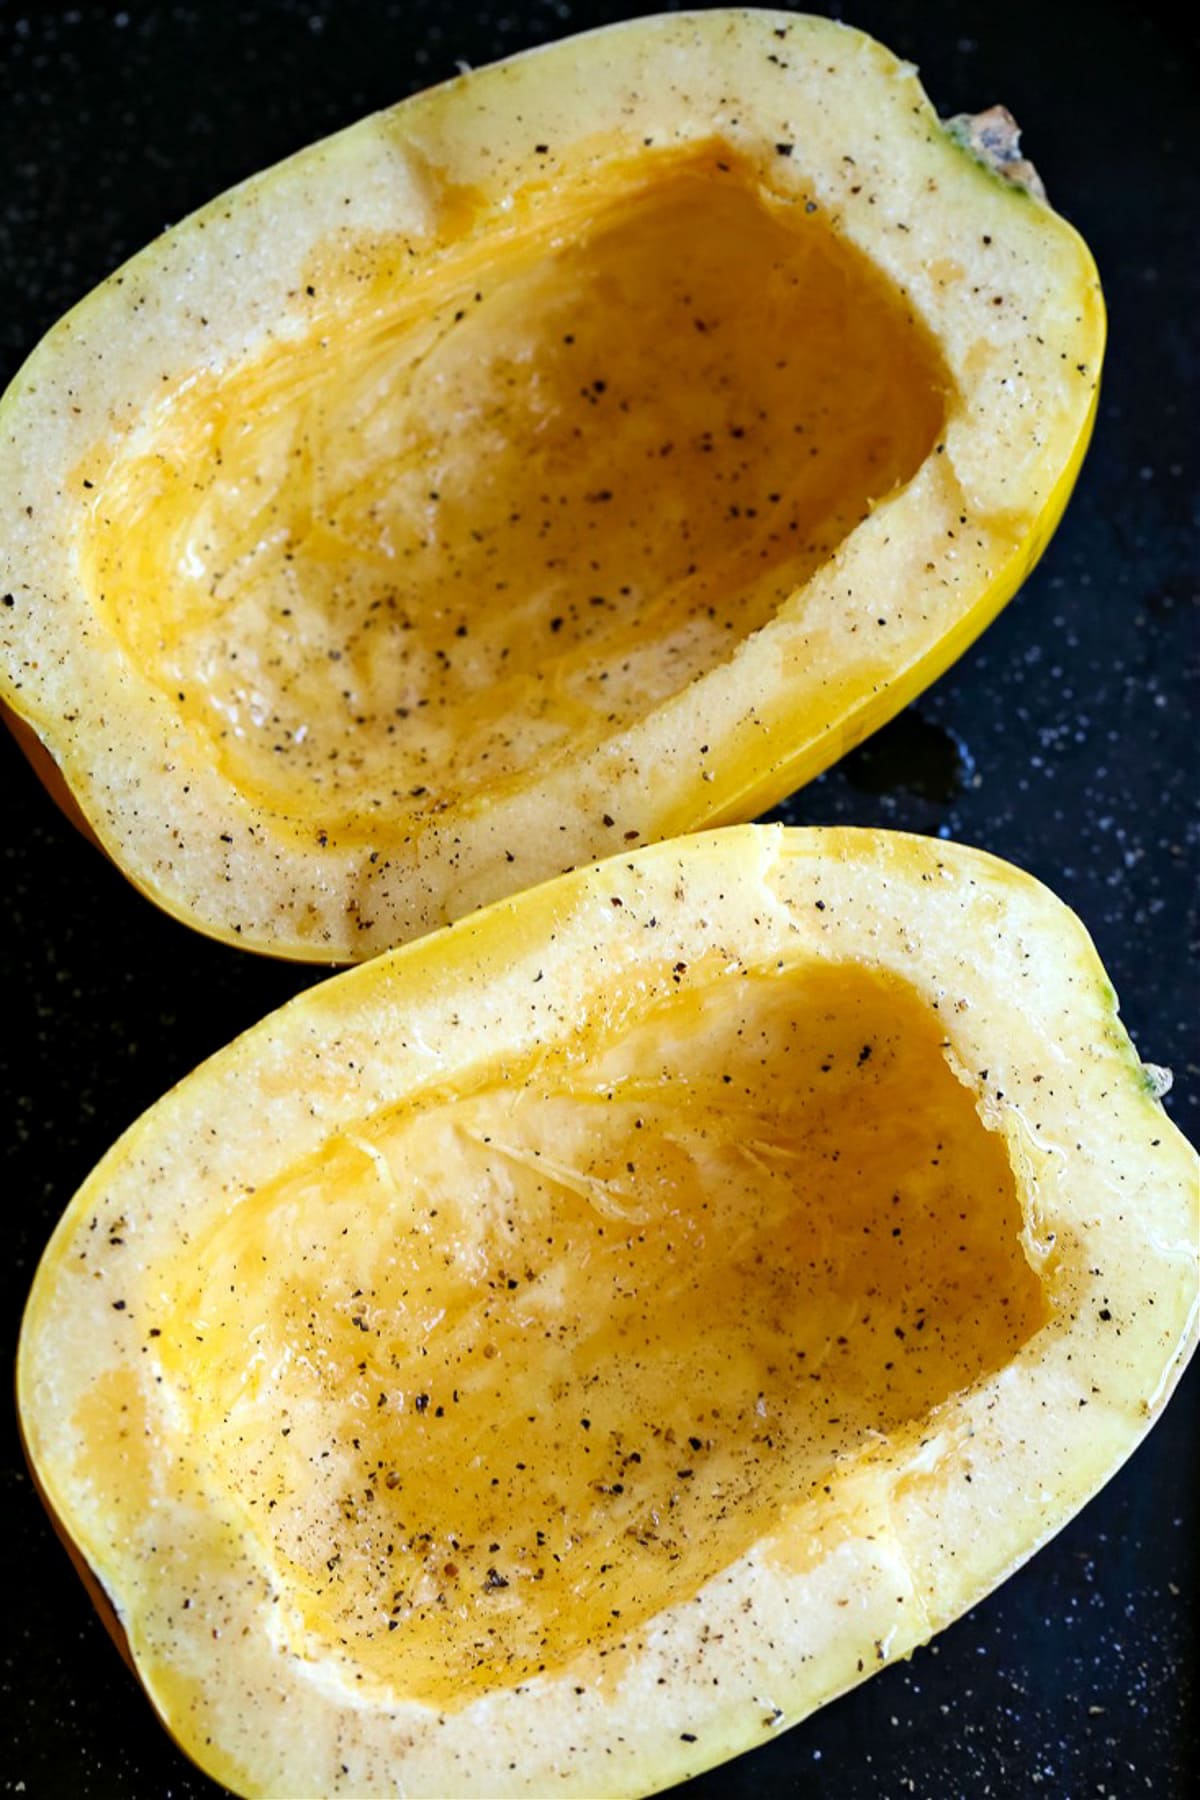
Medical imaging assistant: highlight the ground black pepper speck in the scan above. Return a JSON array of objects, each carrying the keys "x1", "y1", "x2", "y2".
[{"x1": 1, "y1": 3, "x2": 1195, "y2": 1799}]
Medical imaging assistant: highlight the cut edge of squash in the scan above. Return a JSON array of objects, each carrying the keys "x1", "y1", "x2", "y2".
[
  {"x1": 0, "y1": 10, "x2": 1104, "y2": 960},
  {"x1": 17, "y1": 824, "x2": 1196, "y2": 1797}
]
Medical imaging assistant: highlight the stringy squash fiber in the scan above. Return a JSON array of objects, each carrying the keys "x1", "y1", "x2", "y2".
[
  {"x1": 0, "y1": 10, "x2": 1102, "y2": 958},
  {"x1": 18, "y1": 826, "x2": 1197, "y2": 1797}
]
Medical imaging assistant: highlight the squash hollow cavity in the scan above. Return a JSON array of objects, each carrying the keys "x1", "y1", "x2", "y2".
[
  {"x1": 81, "y1": 148, "x2": 950, "y2": 837},
  {"x1": 150, "y1": 961, "x2": 1045, "y2": 1706}
]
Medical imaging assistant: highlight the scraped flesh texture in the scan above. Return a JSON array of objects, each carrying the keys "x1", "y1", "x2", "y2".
[
  {"x1": 82, "y1": 150, "x2": 949, "y2": 837},
  {"x1": 149, "y1": 964, "x2": 1047, "y2": 1706}
]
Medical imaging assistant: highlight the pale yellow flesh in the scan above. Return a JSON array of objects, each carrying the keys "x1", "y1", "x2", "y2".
[
  {"x1": 136, "y1": 961, "x2": 1044, "y2": 1708},
  {"x1": 18, "y1": 825, "x2": 1198, "y2": 1797},
  {"x1": 0, "y1": 10, "x2": 1104, "y2": 959},
  {"x1": 85, "y1": 149, "x2": 947, "y2": 836}
]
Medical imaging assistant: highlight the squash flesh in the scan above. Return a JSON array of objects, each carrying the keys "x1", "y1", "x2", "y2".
[
  {"x1": 0, "y1": 8, "x2": 1104, "y2": 958},
  {"x1": 83, "y1": 149, "x2": 947, "y2": 835},
  {"x1": 143, "y1": 961, "x2": 1044, "y2": 1705},
  {"x1": 18, "y1": 824, "x2": 1198, "y2": 1796}
]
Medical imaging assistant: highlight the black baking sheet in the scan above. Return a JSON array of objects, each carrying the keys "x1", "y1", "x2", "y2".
[{"x1": 3, "y1": 4, "x2": 1195, "y2": 1795}]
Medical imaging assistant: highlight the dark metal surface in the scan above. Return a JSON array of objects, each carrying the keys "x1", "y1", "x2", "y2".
[{"x1": 2, "y1": 4, "x2": 1195, "y2": 1795}]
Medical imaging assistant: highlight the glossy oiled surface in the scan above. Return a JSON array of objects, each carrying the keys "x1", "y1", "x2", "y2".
[
  {"x1": 83, "y1": 153, "x2": 946, "y2": 832},
  {"x1": 144, "y1": 964, "x2": 1042, "y2": 1704}
]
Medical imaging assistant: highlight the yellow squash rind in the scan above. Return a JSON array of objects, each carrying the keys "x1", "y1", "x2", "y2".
[
  {"x1": 18, "y1": 825, "x2": 1197, "y2": 1797},
  {"x1": 0, "y1": 10, "x2": 1102, "y2": 959}
]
